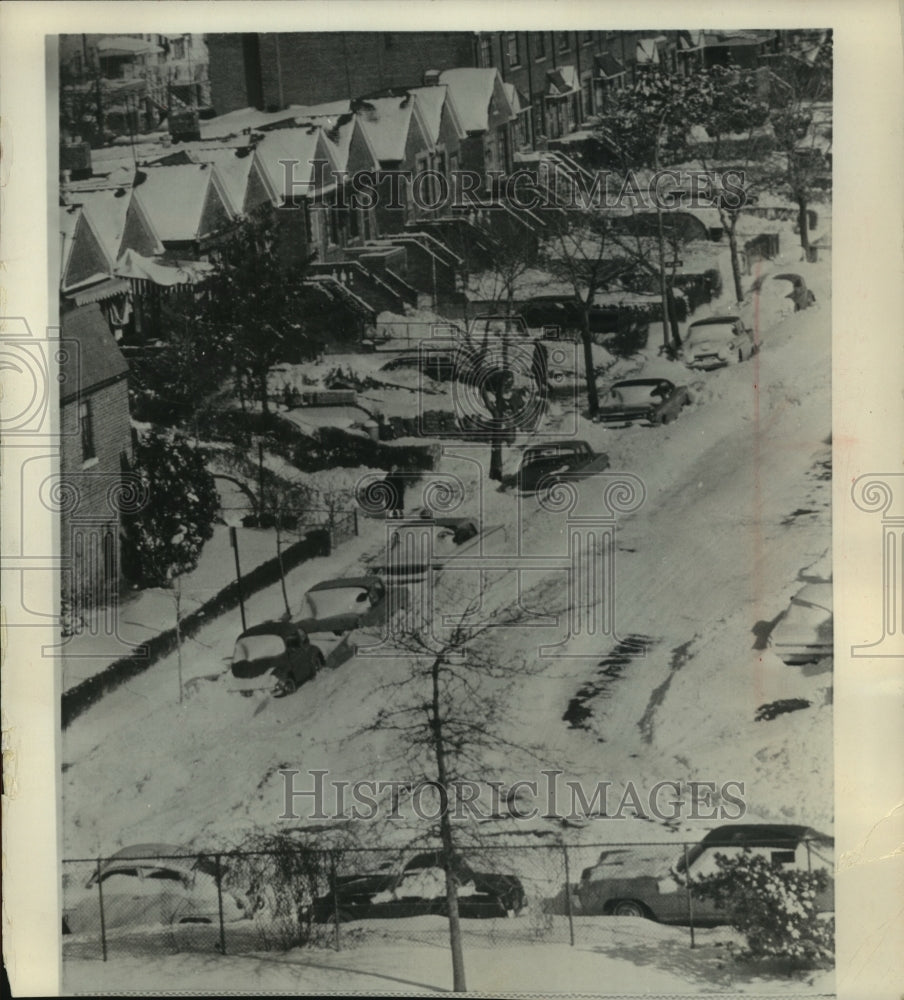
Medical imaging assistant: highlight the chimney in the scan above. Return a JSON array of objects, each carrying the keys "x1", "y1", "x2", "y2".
[{"x1": 423, "y1": 69, "x2": 441, "y2": 86}]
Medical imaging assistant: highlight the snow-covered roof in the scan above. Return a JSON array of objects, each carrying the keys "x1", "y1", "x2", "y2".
[
  {"x1": 439, "y1": 68, "x2": 510, "y2": 133},
  {"x1": 188, "y1": 146, "x2": 256, "y2": 216},
  {"x1": 68, "y1": 187, "x2": 165, "y2": 263},
  {"x1": 354, "y1": 94, "x2": 429, "y2": 164},
  {"x1": 132, "y1": 163, "x2": 232, "y2": 242},
  {"x1": 59, "y1": 205, "x2": 114, "y2": 292},
  {"x1": 252, "y1": 126, "x2": 337, "y2": 202},
  {"x1": 115, "y1": 248, "x2": 214, "y2": 286}
]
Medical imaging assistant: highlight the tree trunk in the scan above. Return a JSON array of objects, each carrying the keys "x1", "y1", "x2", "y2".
[
  {"x1": 796, "y1": 196, "x2": 811, "y2": 253},
  {"x1": 666, "y1": 285, "x2": 682, "y2": 348},
  {"x1": 430, "y1": 655, "x2": 467, "y2": 992},
  {"x1": 579, "y1": 309, "x2": 599, "y2": 415},
  {"x1": 174, "y1": 580, "x2": 184, "y2": 704},
  {"x1": 725, "y1": 212, "x2": 745, "y2": 304},
  {"x1": 259, "y1": 367, "x2": 270, "y2": 414},
  {"x1": 276, "y1": 522, "x2": 290, "y2": 618}
]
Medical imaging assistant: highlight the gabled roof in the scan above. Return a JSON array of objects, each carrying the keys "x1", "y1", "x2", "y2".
[
  {"x1": 439, "y1": 68, "x2": 513, "y2": 133},
  {"x1": 69, "y1": 187, "x2": 165, "y2": 263},
  {"x1": 407, "y1": 84, "x2": 465, "y2": 143},
  {"x1": 59, "y1": 205, "x2": 114, "y2": 293},
  {"x1": 296, "y1": 112, "x2": 380, "y2": 175},
  {"x1": 354, "y1": 93, "x2": 432, "y2": 164},
  {"x1": 132, "y1": 163, "x2": 233, "y2": 242},
  {"x1": 252, "y1": 126, "x2": 338, "y2": 203},
  {"x1": 60, "y1": 302, "x2": 129, "y2": 403},
  {"x1": 187, "y1": 146, "x2": 256, "y2": 216}
]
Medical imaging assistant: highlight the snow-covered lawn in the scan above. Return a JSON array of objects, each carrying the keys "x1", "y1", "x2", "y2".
[{"x1": 64, "y1": 919, "x2": 834, "y2": 996}]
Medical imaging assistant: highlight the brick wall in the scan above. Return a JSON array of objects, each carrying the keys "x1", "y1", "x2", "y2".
[
  {"x1": 60, "y1": 377, "x2": 133, "y2": 609},
  {"x1": 209, "y1": 32, "x2": 477, "y2": 114}
]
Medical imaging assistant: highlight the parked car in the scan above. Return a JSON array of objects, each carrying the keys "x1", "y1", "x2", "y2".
[
  {"x1": 769, "y1": 582, "x2": 833, "y2": 664},
  {"x1": 516, "y1": 439, "x2": 610, "y2": 493},
  {"x1": 595, "y1": 378, "x2": 691, "y2": 427},
  {"x1": 229, "y1": 620, "x2": 323, "y2": 697},
  {"x1": 308, "y1": 851, "x2": 526, "y2": 923},
  {"x1": 576, "y1": 824, "x2": 834, "y2": 924},
  {"x1": 681, "y1": 316, "x2": 757, "y2": 370},
  {"x1": 296, "y1": 576, "x2": 409, "y2": 669},
  {"x1": 63, "y1": 844, "x2": 252, "y2": 935},
  {"x1": 467, "y1": 313, "x2": 530, "y2": 339},
  {"x1": 751, "y1": 272, "x2": 816, "y2": 314},
  {"x1": 380, "y1": 350, "x2": 459, "y2": 382}
]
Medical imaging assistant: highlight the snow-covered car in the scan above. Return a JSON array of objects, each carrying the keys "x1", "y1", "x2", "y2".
[
  {"x1": 769, "y1": 582, "x2": 833, "y2": 664},
  {"x1": 681, "y1": 316, "x2": 757, "y2": 370},
  {"x1": 308, "y1": 851, "x2": 526, "y2": 922},
  {"x1": 296, "y1": 576, "x2": 409, "y2": 668},
  {"x1": 516, "y1": 439, "x2": 610, "y2": 493},
  {"x1": 751, "y1": 272, "x2": 816, "y2": 316},
  {"x1": 595, "y1": 378, "x2": 691, "y2": 427},
  {"x1": 380, "y1": 350, "x2": 459, "y2": 382},
  {"x1": 63, "y1": 844, "x2": 252, "y2": 935},
  {"x1": 229, "y1": 620, "x2": 323, "y2": 697},
  {"x1": 467, "y1": 313, "x2": 530, "y2": 339},
  {"x1": 576, "y1": 824, "x2": 834, "y2": 925}
]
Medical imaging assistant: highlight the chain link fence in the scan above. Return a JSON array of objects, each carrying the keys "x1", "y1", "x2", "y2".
[{"x1": 63, "y1": 837, "x2": 833, "y2": 962}]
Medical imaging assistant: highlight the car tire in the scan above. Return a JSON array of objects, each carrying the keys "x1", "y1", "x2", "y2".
[
  {"x1": 311, "y1": 650, "x2": 325, "y2": 675},
  {"x1": 275, "y1": 676, "x2": 297, "y2": 698},
  {"x1": 738, "y1": 349, "x2": 744, "y2": 363},
  {"x1": 661, "y1": 413, "x2": 671, "y2": 425},
  {"x1": 611, "y1": 899, "x2": 652, "y2": 919}
]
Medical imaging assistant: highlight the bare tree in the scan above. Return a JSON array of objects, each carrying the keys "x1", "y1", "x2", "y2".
[{"x1": 352, "y1": 600, "x2": 554, "y2": 991}]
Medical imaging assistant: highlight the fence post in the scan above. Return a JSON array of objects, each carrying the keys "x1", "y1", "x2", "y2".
[
  {"x1": 330, "y1": 851, "x2": 341, "y2": 951},
  {"x1": 96, "y1": 857, "x2": 108, "y2": 962},
  {"x1": 806, "y1": 838, "x2": 812, "y2": 873},
  {"x1": 353, "y1": 508, "x2": 359, "y2": 537},
  {"x1": 561, "y1": 844, "x2": 575, "y2": 947},
  {"x1": 215, "y1": 854, "x2": 227, "y2": 955},
  {"x1": 683, "y1": 843, "x2": 696, "y2": 949}
]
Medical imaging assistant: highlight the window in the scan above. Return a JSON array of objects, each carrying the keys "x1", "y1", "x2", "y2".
[
  {"x1": 582, "y1": 31, "x2": 594, "y2": 44},
  {"x1": 557, "y1": 32, "x2": 570, "y2": 52},
  {"x1": 480, "y1": 35, "x2": 494, "y2": 67},
  {"x1": 534, "y1": 32, "x2": 546, "y2": 59},
  {"x1": 79, "y1": 399, "x2": 95, "y2": 463},
  {"x1": 771, "y1": 851, "x2": 797, "y2": 867},
  {"x1": 506, "y1": 33, "x2": 521, "y2": 68}
]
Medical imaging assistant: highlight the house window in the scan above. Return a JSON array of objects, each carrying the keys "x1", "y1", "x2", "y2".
[
  {"x1": 506, "y1": 33, "x2": 521, "y2": 68},
  {"x1": 79, "y1": 399, "x2": 96, "y2": 464},
  {"x1": 534, "y1": 32, "x2": 546, "y2": 59},
  {"x1": 557, "y1": 32, "x2": 570, "y2": 52},
  {"x1": 771, "y1": 851, "x2": 797, "y2": 867},
  {"x1": 582, "y1": 31, "x2": 594, "y2": 44},
  {"x1": 480, "y1": 36, "x2": 494, "y2": 67}
]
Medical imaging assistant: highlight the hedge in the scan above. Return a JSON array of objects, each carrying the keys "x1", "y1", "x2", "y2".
[{"x1": 61, "y1": 528, "x2": 331, "y2": 729}]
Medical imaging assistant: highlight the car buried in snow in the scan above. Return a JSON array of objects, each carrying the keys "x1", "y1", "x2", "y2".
[
  {"x1": 306, "y1": 851, "x2": 526, "y2": 923},
  {"x1": 516, "y1": 439, "x2": 610, "y2": 493},
  {"x1": 295, "y1": 575, "x2": 409, "y2": 669},
  {"x1": 595, "y1": 378, "x2": 691, "y2": 427},
  {"x1": 769, "y1": 582, "x2": 833, "y2": 664},
  {"x1": 63, "y1": 844, "x2": 253, "y2": 936},
  {"x1": 576, "y1": 824, "x2": 834, "y2": 925},
  {"x1": 229, "y1": 620, "x2": 324, "y2": 697},
  {"x1": 680, "y1": 316, "x2": 757, "y2": 371}
]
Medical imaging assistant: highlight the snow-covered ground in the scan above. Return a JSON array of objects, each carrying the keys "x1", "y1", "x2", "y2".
[{"x1": 61, "y1": 221, "x2": 833, "y2": 993}]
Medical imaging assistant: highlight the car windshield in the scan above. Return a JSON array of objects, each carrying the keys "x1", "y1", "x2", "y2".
[
  {"x1": 687, "y1": 323, "x2": 735, "y2": 345},
  {"x1": 785, "y1": 596, "x2": 833, "y2": 627},
  {"x1": 608, "y1": 384, "x2": 661, "y2": 406}
]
